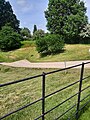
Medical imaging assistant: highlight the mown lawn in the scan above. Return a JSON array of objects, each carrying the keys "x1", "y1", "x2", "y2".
[
  {"x1": 0, "y1": 42, "x2": 90, "y2": 62},
  {"x1": 79, "y1": 105, "x2": 90, "y2": 120},
  {"x1": 0, "y1": 65, "x2": 90, "y2": 120}
]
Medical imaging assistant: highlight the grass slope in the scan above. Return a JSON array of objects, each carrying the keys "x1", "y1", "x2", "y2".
[
  {"x1": 0, "y1": 42, "x2": 90, "y2": 62},
  {"x1": 0, "y1": 65, "x2": 90, "y2": 120}
]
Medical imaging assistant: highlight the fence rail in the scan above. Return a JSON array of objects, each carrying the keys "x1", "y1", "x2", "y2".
[{"x1": 0, "y1": 62, "x2": 90, "y2": 120}]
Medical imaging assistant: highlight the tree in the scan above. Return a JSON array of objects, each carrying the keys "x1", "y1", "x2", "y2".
[
  {"x1": 33, "y1": 29, "x2": 45, "y2": 40},
  {"x1": 20, "y1": 27, "x2": 31, "y2": 39},
  {"x1": 79, "y1": 24, "x2": 90, "y2": 43},
  {"x1": 33, "y1": 25, "x2": 37, "y2": 34},
  {"x1": 0, "y1": 0, "x2": 20, "y2": 31},
  {"x1": 45, "y1": 0, "x2": 88, "y2": 43},
  {"x1": 0, "y1": 24, "x2": 22, "y2": 51}
]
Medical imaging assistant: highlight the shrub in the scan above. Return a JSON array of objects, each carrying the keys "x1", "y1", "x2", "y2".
[
  {"x1": 36, "y1": 34, "x2": 65, "y2": 55},
  {"x1": 0, "y1": 25, "x2": 22, "y2": 51},
  {"x1": 36, "y1": 37, "x2": 48, "y2": 53},
  {"x1": 33, "y1": 29, "x2": 45, "y2": 40}
]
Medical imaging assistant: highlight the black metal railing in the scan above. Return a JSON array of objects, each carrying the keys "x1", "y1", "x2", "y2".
[{"x1": 0, "y1": 62, "x2": 90, "y2": 120}]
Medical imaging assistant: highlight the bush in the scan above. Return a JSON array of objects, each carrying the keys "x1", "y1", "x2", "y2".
[
  {"x1": 36, "y1": 34, "x2": 65, "y2": 55},
  {"x1": 36, "y1": 37, "x2": 48, "y2": 53},
  {"x1": 0, "y1": 25, "x2": 22, "y2": 51},
  {"x1": 33, "y1": 29, "x2": 45, "y2": 40}
]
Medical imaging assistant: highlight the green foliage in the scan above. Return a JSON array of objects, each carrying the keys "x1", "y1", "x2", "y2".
[
  {"x1": 36, "y1": 37, "x2": 48, "y2": 53},
  {"x1": 20, "y1": 27, "x2": 31, "y2": 39},
  {"x1": 36, "y1": 34, "x2": 64, "y2": 54},
  {"x1": 0, "y1": 0, "x2": 20, "y2": 31},
  {"x1": 0, "y1": 25, "x2": 22, "y2": 51},
  {"x1": 45, "y1": 0, "x2": 88, "y2": 43},
  {"x1": 33, "y1": 29, "x2": 45, "y2": 40},
  {"x1": 33, "y1": 24, "x2": 37, "y2": 34},
  {"x1": 79, "y1": 24, "x2": 90, "y2": 44}
]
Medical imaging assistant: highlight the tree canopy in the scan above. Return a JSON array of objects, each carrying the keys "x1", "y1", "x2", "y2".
[
  {"x1": 45, "y1": 0, "x2": 88, "y2": 43},
  {"x1": 20, "y1": 27, "x2": 31, "y2": 39},
  {"x1": 33, "y1": 29, "x2": 45, "y2": 40},
  {"x1": 0, "y1": 0, "x2": 20, "y2": 31},
  {"x1": 0, "y1": 24, "x2": 22, "y2": 51},
  {"x1": 79, "y1": 24, "x2": 90, "y2": 43}
]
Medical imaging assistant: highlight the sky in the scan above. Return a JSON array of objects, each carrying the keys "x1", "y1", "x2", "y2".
[{"x1": 6, "y1": 0, "x2": 90, "y2": 33}]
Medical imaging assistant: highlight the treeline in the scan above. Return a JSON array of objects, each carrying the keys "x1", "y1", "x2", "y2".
[
  {"x1": 36, "y1": 0, "x2": 90, "y2": 55},
  {"x1": 0, "y1": 0, "x2": 44, "y2": 51},
  {"x1": 0, "y1": 0, "x2": 90, "y2": 55},
  {"x1": 45, "y1": 0, "x2": 90, "y2": 44}
]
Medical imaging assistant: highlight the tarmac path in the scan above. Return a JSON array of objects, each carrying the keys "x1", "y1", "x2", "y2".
[{"x1": 0, "y1": 59, "x2": 90, "y2": 68}]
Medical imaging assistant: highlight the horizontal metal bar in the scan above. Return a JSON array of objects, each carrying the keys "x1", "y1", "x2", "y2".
[
  {"x1": 45, "y1": 80, "x2": 80, "y2": 99},
  {"x1": 45, "y1": 62, "x2": 90, "y2": 75},
  {"x1": 34, "y1": 115, "x2": 42, "y2": 120},
  {"x1": 35, "y1": 92, "x2": 79, "y2": 119},
  {"x1": 45, "y1": 92, "x2": 78, "y2": 116},
  {"x1": 68, "y1": 97, "x2": 90, "y2": 120},
  {"x1": 35, "y1": 104, "x2": 76, "y2": 120},
  {"x1": 55, "y1": 104, "x2": 76, "y2": 120},
  {"x1": 0, "y1": 74, "x2": 42, "y2": 87},
  {"x1": 35, "y1": 86, "x2": 90, "y2": 120},
  {"x1": 79, "y1": 99, "x2": 90, "y2": 111},
  {"x1": 0, "y1": 98, "x2": 42, "y2": 120},
  {"x1": 82, "y1": 76, "x2": 90, "y2": 81},
  {"x1": 84, "y1": 61, "x2": 90, "y2": 65},
  {"x1": 80, "y1": 94, "x2": 90, "y2": 102},
  {"x1": 81, "y1": 86, "x2": 90, "y2": 93},
  {"x1": 67, "y1": 110, "x2": 78, "y2": 120},
  {"x1": 0, "y1": 62, "x2": 90, "y2": 120},
  {"x1": 45, "y1": 63, "x2": 82, "y2": 75},
  {"x1": 35, "y1": 84, "x2": 90, "y2": 119},
  {"x1": 1, "y1": 62, "x2": 90, "y2": 88}
]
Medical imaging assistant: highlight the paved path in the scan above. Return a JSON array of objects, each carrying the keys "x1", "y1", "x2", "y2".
[{"x1": 0, "y1": 59, "x2": 90, "y2": 68}]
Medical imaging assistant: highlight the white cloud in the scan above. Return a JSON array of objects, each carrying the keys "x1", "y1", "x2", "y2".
[
  {"x1": 16, "y1": 0, "x2": 26, "y2": 6},
  {"x1": 16, "y1": 0, "x2": 33, "y2": 12}
]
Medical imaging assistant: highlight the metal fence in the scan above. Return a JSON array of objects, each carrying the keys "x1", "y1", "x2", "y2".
[{"x1": 0, "y1": 62, "x2": 90, "y2": 120}]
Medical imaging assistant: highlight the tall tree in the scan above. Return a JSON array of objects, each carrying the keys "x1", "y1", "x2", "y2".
[
  {"x1": 45, "y1": 0, "x2": 88, "y2": 43},
  {"x1": 79, "y1": 24, "x2": 90, "y2": 43},
  {"x1": 0, "y1": 0, "x2": 20, "y2": 31},
  {"x1": 33, "y1": 25, "x2": 37, "y2": 34}
]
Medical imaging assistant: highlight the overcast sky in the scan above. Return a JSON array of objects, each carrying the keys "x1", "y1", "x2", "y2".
[{"x1": 6, "y1": 0, "x2": 90, "y2": 33}]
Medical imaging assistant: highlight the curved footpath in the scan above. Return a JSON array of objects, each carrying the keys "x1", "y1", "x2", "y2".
[{"x1": 0, "y1": 59, "x2": 90, "y2": 68}]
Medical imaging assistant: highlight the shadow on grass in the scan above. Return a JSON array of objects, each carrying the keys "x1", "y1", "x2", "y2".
[
  {"x1": 69, "y1": 101, "x2": 90, "y2": 120},
  {"x1": 78, "y1": 102, "x2": 90, "y2": 120},
  {"x1": 40, "y1": 49, "x2": 66, "y2": 58}
]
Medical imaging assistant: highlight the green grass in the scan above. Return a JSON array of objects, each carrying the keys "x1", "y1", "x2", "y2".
[
  {"x1": 79, "y1": 105, "x2": 90, "y2": 120},
  {"x1": 0, "y1": 42, "x2": 90, "y2": 62},
  {"x1": 21, "y1": 40, "x2": 36, "y2": 48},
  {"x1": 0, "y1": 65, "x2": 90, "y2": 120}
]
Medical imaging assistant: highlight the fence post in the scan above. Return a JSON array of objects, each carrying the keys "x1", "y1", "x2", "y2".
[
  {"x1": 76, "y1": 62, "x2": 84, "y2": 119},
  {"x1": 42, "y1": 72, "x2": 45, "y2": 120}
]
